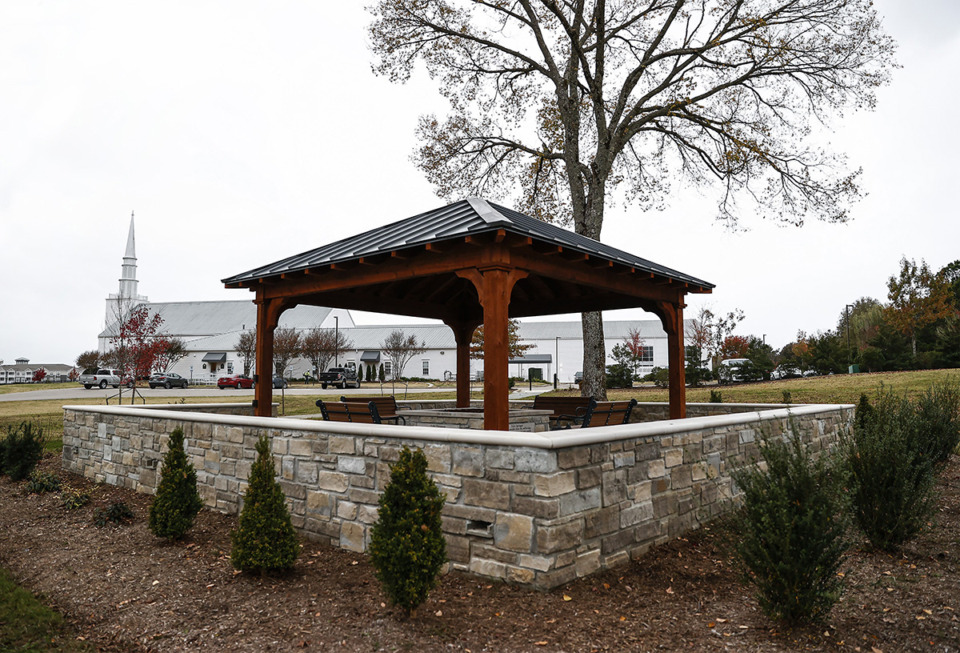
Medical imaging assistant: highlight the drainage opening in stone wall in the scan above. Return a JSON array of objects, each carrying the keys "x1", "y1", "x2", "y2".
[{"x1": 466, "y1": 520, "x2": 493, "y2": 538}]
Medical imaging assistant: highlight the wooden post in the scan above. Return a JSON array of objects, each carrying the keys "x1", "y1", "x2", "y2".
[
  {"x1": 253, "y1": 297, "x2": 285, "y2": 418},
  {"x1": 445, "y1": 320, "x2": 479, "y2": 408},
  {"x1": 659, "y1": 301, "x2": 687, "y2": 420},
  {"x1": 457, "y1": 267, "x2": 527, "y2": 430}
]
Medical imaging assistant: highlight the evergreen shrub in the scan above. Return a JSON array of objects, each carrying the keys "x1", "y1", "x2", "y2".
[
  {"x1": 914, "y1": 380, "x2": 960, "y2": 468},
  {"x1": 149, "y1": 427, "x2": 204, "y2": 540},
  {"x1": 231, "y1": 435, "x2": 299, "y2": 573},
  {"x1": 370, "y1": 446, "x2": 447, "y2": 618},
  {"x1": 732, "y1": 425, "x2": 848, "y2": 624},
  {"x1": 25, "y1": 470, "x2": 61, "y2": 494},
  {"x1": 2, "y1": 421, "x2": 45, "y2": 481},
  {"x1": 709, "y1": 390, "x2": 723, "y2": 403},
  {"x1": 94, "y1": 502, "x2": 134, "y2": 527},
  {"x1": 844, "y1": 389, "x2": 937, "y2": 551}
]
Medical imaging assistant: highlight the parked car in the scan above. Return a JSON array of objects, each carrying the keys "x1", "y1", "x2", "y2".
[
  {"x1": 217, "y1": 374, "x2": 254, "y2": 389},
  {"x1": 574, "y1": 371, "x2": 583, "y2": 385},
  {"x1": 149, "y1": 372, "x2": 189, "y2": 389},
  {"x1": 273, "y1": 376, "x2": 288, "y2": 389},
  {"x1": 717, "y1": 358, "x2": 749, "y2": 385},
  {"x1": 78, "y1": 368, "x2": 133, "y2": 389},
  {"x1": 318, "y1": 367, "x2": 360, "y2": 390},
  {"x1": 770, "y1": 365, "x2": 802, "y2": 380}
]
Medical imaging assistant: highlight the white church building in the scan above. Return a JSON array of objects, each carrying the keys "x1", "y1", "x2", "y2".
[{"x1": 99, "y1": 216, "x2": 691, "y2": 384}]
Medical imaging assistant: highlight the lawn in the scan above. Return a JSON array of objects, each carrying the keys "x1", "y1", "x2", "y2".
[{"x1": 0, "y1": 567, "x2": 93, "y2": 653}]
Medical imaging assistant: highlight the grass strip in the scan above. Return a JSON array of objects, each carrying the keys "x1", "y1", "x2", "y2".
[{"x1": 0, "y1": 567, "x2": 92, "y2": 652}]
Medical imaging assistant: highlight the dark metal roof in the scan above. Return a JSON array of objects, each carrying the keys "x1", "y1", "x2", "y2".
[
  {"x1": 201, "y1": 352, "x2": 227, "y2": 363},
  {"x1": 360, "y1": 350, "x2": 381, "y2": 362},
  {"x1": 222, "y1": 198, "x2": 713, "y2": 289},
  {"x1": 508, "y1": 354, "x2": 553, "y2": 364}
]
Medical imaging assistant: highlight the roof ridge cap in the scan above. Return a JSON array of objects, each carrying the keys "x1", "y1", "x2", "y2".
[{"x1": 466, "y1": 197, "x2": 509, "y2": 225}]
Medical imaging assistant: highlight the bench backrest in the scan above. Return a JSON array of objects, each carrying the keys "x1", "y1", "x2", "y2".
[
  {"x1": 340, "y1": 395, "x2": 399, "y2": 417},
  {"x1": 580, "y1": 399, "x2": 638, "y2": 428},
  {"x1": 317, "y1": 400, "x2": 382, "y2": 424},
  {"x1": 530, "y1": 395, "x2": 595, "y2": 418}
]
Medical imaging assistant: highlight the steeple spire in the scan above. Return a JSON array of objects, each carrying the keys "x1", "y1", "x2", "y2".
[
  {"x1": 124, "y1": 211, "x2": 136, "y2": 259},
  {"x1": 106, "y1": 211, "x2": 148, "y2": 327}
]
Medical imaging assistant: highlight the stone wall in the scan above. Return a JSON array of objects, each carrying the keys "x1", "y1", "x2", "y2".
[{"x1": 62, "y1": 403, "x2": 852, "y2": 589}]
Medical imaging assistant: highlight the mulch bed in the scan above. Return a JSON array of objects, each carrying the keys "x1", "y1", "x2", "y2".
[{"x1": 1, "y1": 454, "x2": 959, "y2": 652}]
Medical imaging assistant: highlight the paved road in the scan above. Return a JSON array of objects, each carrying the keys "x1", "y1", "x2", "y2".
[{"x1": 0, "y1": 384, "x2": 558, "y2": 403}]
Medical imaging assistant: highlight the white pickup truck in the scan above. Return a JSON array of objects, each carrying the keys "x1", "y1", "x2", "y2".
[{"x1": 78, "y1": 368, "x2": 129, "y2": 389}]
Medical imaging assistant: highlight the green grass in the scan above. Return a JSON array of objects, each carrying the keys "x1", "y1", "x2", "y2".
[
  {"x1": 0, "y1": 567, "x2": 93, "y2": 652},
  {"x1": 0, "y1": 383, "x2": 77, "y2": 396},
  {"x1": 541, "y1": 369, "x2": 960, "y2": 406}
]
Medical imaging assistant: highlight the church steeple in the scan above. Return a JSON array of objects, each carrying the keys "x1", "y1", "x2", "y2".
[{"x1": 106, "y1": 211, "x2": 148, "y2": 326}]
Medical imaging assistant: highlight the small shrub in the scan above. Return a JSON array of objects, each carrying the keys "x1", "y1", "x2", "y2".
[
  {"x1": 709, "y1": 390, "x2": 723, "y2": 403},
  {"x1": 231, "y1": 435, "x2": 299, "y2": 573},
  {"x1": 914, "y1": 380, "x2": 960, "y2": 469},
  {"x1": 149, "y1": 427, "x2": 203, "y2": 540},
  {"x1": 781, "y1": 390, "x2": 792, "y2": 405},
  {"x1": 854, "y1": 393, "x2": 874, "y2": 430},
  {"x1": 94, "y1": 502, "x2": 134, "y2": 527},
  {"x1": 605, "y1": 363, "x2": 633, "y2": 389},
  {"x1": 2, "y1": 421, "x2": 45, "y2": 481},
  {"x1": 844, "y1": 389, "x2": 937, "y2": 551},
  {"x1": 60, "y1": 486, "x2": 91, "y2": 510},
  {"x1": 644, "y1": 367, "x2": 669, "y2": 388},
  {"x1": 731, "y1": 424, "x2": 848, "y2": 624},
  {"x1": 370, "y1": 446, "x2": 447, "y2": 618},
  {"x1": 25, "y1": 470, "x2": 61, "y2": 494}
]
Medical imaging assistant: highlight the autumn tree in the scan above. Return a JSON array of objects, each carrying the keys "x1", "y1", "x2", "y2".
[
  {"x1": 301, "y1": 327, "x2": 354, "y2": 376},
  {"x1": 32, "y1": 368, "x2": 47, "y2": 383},
  {"x1": 886, "y1": 258, "x2": 953, "y2": 358},
  {"x1": 110, "y1": 304, "x2": 166, "y2": 400},
  {"x1": 153, "y1": 337, "x2": 187, "y2": 373},
  {"x1": 382, "y1": 330, "x2": 427, "y2": 379},
  {"x1": 369, "y1": 0, "x2": 896, "y2": 399},
  {"x1": 76, "y1": 350, "x2": 101, "y2": 372},
  {"x1": 272, "y1": 328, "x2": 302, "y2": 378},
  {"x1": 721, "y1": 335, "x2": 751, "y2": 360},
  {"x1": 470, "y1": 319, "x2": 533, "y2": 360},
  {"x1": 708, "y1": 308, "x2": 746, "y2": 369},
  {"x1": 235, "y1": 329, "x2": 257, "y2": 376}
]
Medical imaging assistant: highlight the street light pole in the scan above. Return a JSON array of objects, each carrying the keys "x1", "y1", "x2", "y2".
[
  {"x1": 335, "y1": 315, "x2": 339, "y2": 368},
  {"x1": 845, "y1": 304, "x2": 854, "y2": 370},
  {"x1": 554, "y1": 336, "x2": 560, "y2": 389}
]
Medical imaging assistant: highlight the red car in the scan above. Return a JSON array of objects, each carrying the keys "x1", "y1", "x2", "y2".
[{"x1": 217, "y1": 374, "x2": 254, "y2": 390}]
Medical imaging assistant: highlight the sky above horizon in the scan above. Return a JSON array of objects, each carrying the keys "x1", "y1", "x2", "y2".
[{"x1": 1, "y1": 1, "x2": 958, "y2": 365}]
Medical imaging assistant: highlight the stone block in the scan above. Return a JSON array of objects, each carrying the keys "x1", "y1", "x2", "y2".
[
  {"x1": 739, "y1": 428, "x2": 756, "y2": 444},
  {"x1": 329, "y1": 436, "x2": 355, "y2": 454},
  {"x1": 518, "y1": 554, "x2": 554, "y2": 572},
  {"x1": 337, "y1": 500, "x2": 358, "y2": 520},
  {"x1": 468, "y1": 558, "x2": 507, "y2": 579},
  {"x1": 506, "y1": 566, "x2": 536, "y2": 584},
  {"x1": 630, "y1": 480, "x2": 652, "y2": 502},
  {"x1": 443, "y1": 504, "x2": 498, "y2": 523},
  {"x1": 620, "y1": 501, "x2": 654, "y2": 528},
  {"x1": 452, "y1": 446, "x2": 485, "y2": 477},
  {"x1": 663, "y1": 449, "x2": 683, "y2": 468},
  {"x1": 289, "y1": 439, "x2": 314, "y2": 457},
  {"x1": 340, "y1": 522, "x2": 365, "y2": 552},
  {"x1": 514, "y1": 449, "x2": 557, "y2": 473},
  {"x1": 601, "y1": 470, "x2": 626, "y2": 507},
  {"x1": 462, "y1": 478, "x2": 510, "y2": 510},
  {"x1": 473, "y1": 543, "x2": 518, "y2": 564},
  {"x1": 296, "y1": 461, "x2": 319, "y2": 485},
  {"x1": 534, "y1": 471, "x2": 576, "y2": 497},
  {"x1": 583, "y1": 505, "x2": 619, "y2": 538},
  {"x1": 317, "y1": 471, "x2": 349, "y2": 493},
  {"x1": 424, "y1": 444, "x2": 451, "y2": 473},
  {"x1": 600, "y1": 528, "x2": 635, "y2": 555},
  {"x1": 557, "y1": 446, "x2": 591, "y2": 469},
  {"x1": 442, "y1": 516, "x2": 467, "y2": 535},
  {"x1": 613, "y1": 452, "x2": 635, "y2": 469},
  {"x1": 646, "y1": 460, "x2": 666, "y2": 479},
  {"x1": 512, "y1": 496, "x2": 560, "y2": 520},
  {"x1": 536, "y1": 520, "x2": 583, "y2": 554},
  {"x1": 337, "y1": 457, "x2": 367, "y2": 475},
  {"x1": 577, "y1": 466, "x2": 601, "y2": 489},
  {"x1": 446, "y1": 535, "x2": 471, "y2": 564},
  {"x1": 485, "y1": 448, "x2": 515, "y2": 469},
  {"x1": 576, "y1": 549, "x2": 601, "y2": 577},
  {"x1": 559, "y1": 488, "x2": 601, "y2": 516},
  {"x1": 494, "y1": 513, "x2": 534, "y2": 552}
]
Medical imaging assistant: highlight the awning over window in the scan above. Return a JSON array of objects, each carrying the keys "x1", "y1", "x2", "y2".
[
  {"x1": 360, "y1": 351, "x2": 381, "y2": 363},
  {"x1": 508, "y1": 354, "x2": 552, "y2": 364},
  {"x1": 202, "y1": 352, "x2": 227, "y2": 363}
]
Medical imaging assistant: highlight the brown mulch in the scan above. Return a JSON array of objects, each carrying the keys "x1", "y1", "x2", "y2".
[{"x1": 2, "y1": 456, "x2": 959, "y2": 652}]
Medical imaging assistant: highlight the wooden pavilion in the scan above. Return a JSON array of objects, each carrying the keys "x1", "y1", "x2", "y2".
[{"x1": 222, "y1": 199, "x2": 713, "y2": 430}]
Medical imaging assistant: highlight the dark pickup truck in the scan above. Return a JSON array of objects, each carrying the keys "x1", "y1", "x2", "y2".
[{"x1": 318, "y1": 367, "x2": 360, "y2": 390}]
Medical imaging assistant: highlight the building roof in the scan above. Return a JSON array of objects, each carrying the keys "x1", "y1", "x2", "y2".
[
  {"x1": 99, "y1": 302, "x2": 334, "y2": 339},
  {"x1": 223, "y1": 198, "x2": 713, "y2": 290}
]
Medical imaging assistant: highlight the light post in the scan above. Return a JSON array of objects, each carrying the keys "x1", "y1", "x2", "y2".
[
  {"x1": 845, "y1": 304, "x2": 854, "y2": 371},
  {"x1": 554, "y1": 336, "x2": 560, "y2": 389},
  {"x1": 334, "y1": 315, "x2": 339, "y2": 367}
]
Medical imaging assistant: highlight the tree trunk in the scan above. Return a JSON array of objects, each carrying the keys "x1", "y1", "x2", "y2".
[{"x1": 580, "y1": 311, "x2": 607, "y2": 400}]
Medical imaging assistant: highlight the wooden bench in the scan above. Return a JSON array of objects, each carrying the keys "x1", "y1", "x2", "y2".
[
  {"x1": 529, "y1": 395, "x2": 596, "y2": 429},
  {"x1": 316, "y1": 400, "x2": 383, "y2": 424},
  {"x1": 578, "y1": 399, "x2": 638, "y2": 428},
  {"x1": 339, "y1": 395, "x2": 406, "y2": 425}
]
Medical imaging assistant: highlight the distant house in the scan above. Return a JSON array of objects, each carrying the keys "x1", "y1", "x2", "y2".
[{"x1": 0, "y1": 358, "x2": 77, "y2": 384}]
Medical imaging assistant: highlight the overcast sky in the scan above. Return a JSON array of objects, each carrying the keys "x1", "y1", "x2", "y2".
[{"x1": 1, "y1": 1, "x2": 957, "y2": 365}]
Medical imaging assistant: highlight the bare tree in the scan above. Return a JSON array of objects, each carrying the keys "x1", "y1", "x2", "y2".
[
  {"x1": 301, "y1": 328, "x2": 354, "y2": 376},
  {"x1": 469, "y1": 319, "x2": 533, "y2": 360},
  {"x1": 369, "y1": 0, "x2": 895, "y2": 399},
  {"x1": 235, "y1": 329, "x2": 257, "y2": 376},
  {"x1": 381, "y1": 330, "x2": 427, "y2": 380},
  {"x1": 153, "y1": 337, "x2": 187, "y2": 373},
  {"x1": 272, "y1": 328, "x2": 302, "y2": 378}
]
